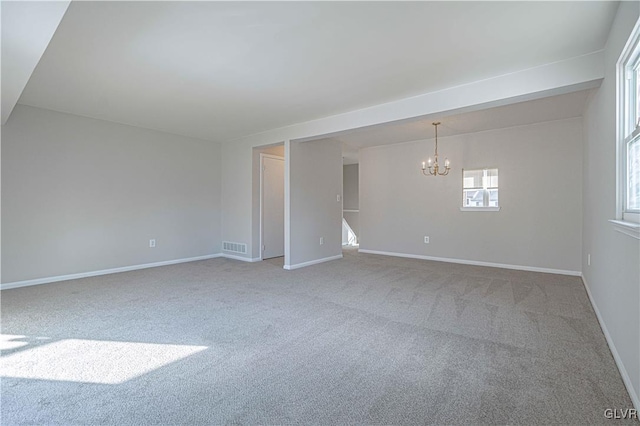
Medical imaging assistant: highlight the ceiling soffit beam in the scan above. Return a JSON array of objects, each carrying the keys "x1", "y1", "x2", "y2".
[
  {"x1": 1, "y1": 1, "x2": 70, "y2": 125},
  {"x1": 230, "y1": 50, "x2": 604, "y2": 146}
]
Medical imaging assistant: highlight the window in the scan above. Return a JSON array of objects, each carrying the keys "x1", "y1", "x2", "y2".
[
  {"x1": 618, "y1": 22, "x2": 640, "y2": 223},
  {"x1": 461, "y1": 168, "x2": 499, "y2": 211}
]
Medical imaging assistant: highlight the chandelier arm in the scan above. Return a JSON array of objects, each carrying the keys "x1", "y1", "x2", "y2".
[{"x1": 424, "y1": 165, "x2": 436, "y2": 176}]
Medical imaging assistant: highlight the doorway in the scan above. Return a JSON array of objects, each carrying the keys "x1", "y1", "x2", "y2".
[
  {"x1": 342, "y1": 163, "x2": 359, "y2": 247},
  {"x1": 260, "y1": 154, "x2": 285, "y2": 260}
]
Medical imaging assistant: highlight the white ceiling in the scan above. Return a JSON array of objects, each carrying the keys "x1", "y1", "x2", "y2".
[
  {"x1": 336, "y1": 89, "x2": 593, "y2": 154},
  {"x1": 0, "y1": 0, "x2": 69, "y2": 124},
  {"x1": 16, "y1": 1, "x2": 616, "y2": 143}
]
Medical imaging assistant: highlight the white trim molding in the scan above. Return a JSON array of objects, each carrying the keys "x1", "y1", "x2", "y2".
[
  {"x1": 581, "y1": 274, "x2": 640, "y2": 411},
  {"x1": 221, "y1": 254, "x2": 262, "y2": 262},
  {"x1": 283, "y1": 254, "x2": 343, "y2": 270},
  {"x1": 358, "y1": 249, "x2": 581, "y2": 276},
  {"x1": 1, "y1": 254, "x2": 223, "y2": 290},
  {"x1": 609, "y1": 219, "x2": 640, "y2": 240}
]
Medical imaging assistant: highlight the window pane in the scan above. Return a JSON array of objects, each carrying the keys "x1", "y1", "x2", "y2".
[
  {"x1": 628, "y1": 137, "x2": 640, "y2": 210},
  {"x1": 488, "y1": 189, "x2": 499, "y2": 207},
  {"x1": 463, "y1": 170, "x2": 483, "y2": 189},
  {"x1": 620, "y1": 31, "x2": 640, "y2": 219},
  {"x1": 636, "y1": 68, "x2": 640, "y2": 129},
  {"x1": 462, "y1": 168, "x2": 499, "y2": 207},
  {"x1": 463, "y1": 189, "x2": 484, "y2": 207},
  {"x1": 486, "y1": 168, "x2": 498, "y2": 188}
]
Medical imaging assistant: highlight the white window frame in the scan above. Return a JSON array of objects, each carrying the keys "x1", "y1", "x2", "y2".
[
  {"x1": 460, "y1": 168, "x2": 500, "y2": 212},
  {"x1": 616, "y1": 19, "x2": 640, "y2": 227}
]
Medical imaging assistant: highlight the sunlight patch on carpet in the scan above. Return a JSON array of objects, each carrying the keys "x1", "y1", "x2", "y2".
[
  {"x1": 0, "y1": 334, "x2": 29, "y2": 351},
  {"x1": 1, "y1": 338, "x2": 207, "y2": 384}
]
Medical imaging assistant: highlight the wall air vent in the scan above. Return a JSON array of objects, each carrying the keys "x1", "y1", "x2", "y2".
[{"x1": 223, "y1": 241, "x2": 247, "y2": 254}]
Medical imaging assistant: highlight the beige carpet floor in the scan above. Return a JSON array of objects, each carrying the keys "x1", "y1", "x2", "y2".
[{"x1": 1, "y1": 249, "x2": 635, "y2": 425}]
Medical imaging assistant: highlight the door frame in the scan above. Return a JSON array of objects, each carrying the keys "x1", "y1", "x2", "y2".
[{"x1": 259, "y1": 153, "x2": 285, "y2": 261}]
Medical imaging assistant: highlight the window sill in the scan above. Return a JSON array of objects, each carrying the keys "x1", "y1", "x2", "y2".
[
  {"x1": 460, "y1": 207, "x2": 501, "y2": 212},
  {"x1": 609, "y1": 220, "x2": 640, "y2": 240}
]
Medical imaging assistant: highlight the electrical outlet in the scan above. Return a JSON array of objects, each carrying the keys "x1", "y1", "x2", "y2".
[
  {"x1": 149, "y1": 239, "x2": 156, "y2": 248},
  {"x1": 588, "y1": 254, "x2": 591, "y2": 266},
  {"x1": 320, "y1": 237, "x2": 324, "y2": 245},
  {"x1": 424, "y1": 236, "x2": 430, "y2": 244}
]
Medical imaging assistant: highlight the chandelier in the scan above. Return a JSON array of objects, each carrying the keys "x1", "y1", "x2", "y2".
[{"x1": 421, "y1": 122, "x2": 450, "y2": 176}]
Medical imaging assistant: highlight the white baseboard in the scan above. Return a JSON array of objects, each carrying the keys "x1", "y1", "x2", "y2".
[
  {"x1": 1, "y1": 254, "x2": 223, "y2": 290},
  {"x1": 581, "y1": 274, "x2": 640, "y2": 411},
  {"x1": 283, "y1": 254, "x2": 343, "y2": 270},
  {"x1": 221, "y1": 254, "x2": 262, "y2": 262},
  {"x1": 357, "y1": 249, "x2": 581, "y2": 276}
]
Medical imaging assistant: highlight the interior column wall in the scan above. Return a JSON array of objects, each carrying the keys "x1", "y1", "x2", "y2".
[{"x1": 287, "y1": 139, "x2": 343, "y2": 268}]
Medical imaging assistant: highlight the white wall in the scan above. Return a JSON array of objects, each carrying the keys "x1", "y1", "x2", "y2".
[
  {"x1": 582, "y1": 2, "x2": 640, "y2": 409},
  {"x1": 288, "y1": 139, "x2": 343, "y2": 267},
  {"x1": 1, "y1": 105, "x2": 222, "y2": 283},
  {"x1": 360, "y1": 118, "x2": 583, "y2": 273},
  {"x1": 221, "y1": 141, "x2": 256, "y2": 260}
]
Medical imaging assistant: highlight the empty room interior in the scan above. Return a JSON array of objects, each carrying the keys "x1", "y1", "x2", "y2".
[{"x1": 2, "y1": 1, "x2": 640, "y2": 424}]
